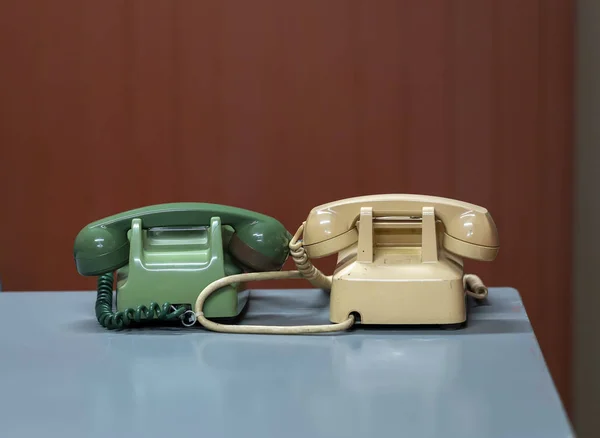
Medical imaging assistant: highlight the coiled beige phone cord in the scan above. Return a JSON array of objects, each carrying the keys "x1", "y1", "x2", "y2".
[
  {"x1": 194, "y1": 224, "x2": 489, "y2": 334},
  {"x1": 287, "y1": 223, "x2": 332, "y2": 289},
  {"x1": 464, "y1": 274, "x2": 488, "y2": 299},
  {"x1": 194, "y1": 223, "x2": 354, "y2": 334}
]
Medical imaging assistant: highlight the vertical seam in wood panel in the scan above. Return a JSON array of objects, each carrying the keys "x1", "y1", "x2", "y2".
[
  {"x1": 536, "y1": 0, "x2": 546, "y2": 346},
  {"x1": 124, "y1": 0, "x2": 134, "y2": 197},
  {"x1": 38, "y1": 1, "x2": 56, "y2": 286},
  {"x1": 490, "y1": 0, "x2": 500, "y2": 253},
  {"x1": 215, "y1": 2, "x2": 224, "y2": 157},
  {"x1": 538, "y1": 0, "x2": 571, "y2": 409},
  {"x1": 394, "y1": 1, "x2": 406, "y2": 193},
  {"x1": 172, "y1": 0, "x2": 181, "y2": 192},
  {"x1": 447, "y1": 0, "x2": 457, "y2": 197},
  {"x1": 567, "y1": 0, "x2": 575, "y2": 411},
  {"x1": 398, "y1": 2, "x2": 408, "y2": 192},
  {"x1": 565, "y1": 0, "x2": 575, "y2": 412},
  {"x1": 403, "y1": 4, "x2": 414, "y2": 190},
  {"x1": 348, "y1": 0, "x2": 363, "y2": 190}
]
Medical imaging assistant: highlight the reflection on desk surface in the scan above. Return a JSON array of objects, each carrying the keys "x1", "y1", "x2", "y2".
[{"x1": 0, "y1": 288, "x2": 573, "y2": 438}]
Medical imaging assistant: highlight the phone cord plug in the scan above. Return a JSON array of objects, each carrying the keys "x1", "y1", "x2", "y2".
[
  {"x1": 194, "y1": 270, "x2": 354, "y2": 335},
  {"x1": 288, "y1": 223, "x2": 332, "y2": 290},
  {"x1": 95, "y1": 273, "x2": 188, "y2": 330}
]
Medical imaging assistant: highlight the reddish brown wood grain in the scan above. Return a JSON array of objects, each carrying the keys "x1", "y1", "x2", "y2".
[{"x1": 0, "y1": 0, "x2": 574, "y2": 411}]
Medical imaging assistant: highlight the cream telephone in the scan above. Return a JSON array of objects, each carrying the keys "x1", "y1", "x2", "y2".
[{"x1": 194, "y1": 194, "x2": 499, "y2": 334}]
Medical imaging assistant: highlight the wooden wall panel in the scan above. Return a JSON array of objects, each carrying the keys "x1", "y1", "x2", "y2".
[{"x1": 0, "y1": 0, "x2": 574, "y2": 409}]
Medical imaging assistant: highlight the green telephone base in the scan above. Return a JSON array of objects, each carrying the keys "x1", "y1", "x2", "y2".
[{"x1": 109, "y1": 216, "x2": 247, "y2": 327}]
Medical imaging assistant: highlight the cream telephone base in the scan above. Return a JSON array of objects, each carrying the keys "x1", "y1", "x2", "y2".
[
  {"x1": 195, "y1": 194, "x2": 499, "y2": 334},
  {"x1": 329, "y1": 206, "x2": 480, "y2": 327}
]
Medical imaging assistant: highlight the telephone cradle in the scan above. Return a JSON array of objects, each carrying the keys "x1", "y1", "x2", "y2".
[
  {"x1": 106, "y1": 217, "x2": 246, "y2": 327},
  {"x1": 73, "y1": 194, "x2": 499, "y2": 334}
]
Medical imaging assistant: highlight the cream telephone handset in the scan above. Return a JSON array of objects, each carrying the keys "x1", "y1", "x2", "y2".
[{"x1": 194, "y1": 194, "x2": 499, "y2": 334}]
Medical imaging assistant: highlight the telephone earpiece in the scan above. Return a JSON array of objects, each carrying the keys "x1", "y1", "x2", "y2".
[
  {"x1": 74, "y1": 226, "x2": 129, "y2": 276},
  {"x1": 228, "y1": 221, "x2": 291, "y2": 272}
]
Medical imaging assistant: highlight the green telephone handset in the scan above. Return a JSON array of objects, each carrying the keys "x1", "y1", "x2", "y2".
[{"x1": 73, "y1": 203, "x2": 291, "y2": 329}]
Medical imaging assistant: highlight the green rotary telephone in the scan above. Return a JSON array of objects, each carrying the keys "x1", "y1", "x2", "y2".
[{"x1": 73, "y1": 203, "x2": 291, "y2": 330}]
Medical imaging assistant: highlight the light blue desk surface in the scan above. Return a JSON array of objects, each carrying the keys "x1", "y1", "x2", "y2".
[{"x1": 0, "y1": 288, "x2": 573, "y2": 438}]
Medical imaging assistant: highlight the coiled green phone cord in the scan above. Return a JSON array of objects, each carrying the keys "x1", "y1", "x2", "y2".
[{"x1": 95, "y1": 272, "x2": 187, "y2": 330}]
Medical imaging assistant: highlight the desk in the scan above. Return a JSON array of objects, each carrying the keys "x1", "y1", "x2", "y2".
[{"x1": 0, "y1": 288, "x2": 573, "y2": 438}]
